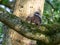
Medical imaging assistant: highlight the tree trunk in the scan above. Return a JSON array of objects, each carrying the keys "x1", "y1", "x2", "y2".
[{"x1": 2, "y1": 0, "x2": 45, "y2": 45}]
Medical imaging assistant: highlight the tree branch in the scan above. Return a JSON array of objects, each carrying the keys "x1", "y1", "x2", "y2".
[
  {"x1": 46, "y1": 0, "x2": 55, "y2": 10},
  {"x1": 0, "y1": 8, "x2": 60, "y2": 44}
]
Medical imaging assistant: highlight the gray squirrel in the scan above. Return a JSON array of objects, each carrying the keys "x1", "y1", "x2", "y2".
[{"x1": 26, "y1": 12, "x2": 42, "y2": 26}]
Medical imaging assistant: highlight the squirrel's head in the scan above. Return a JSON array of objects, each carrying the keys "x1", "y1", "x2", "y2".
[{"x1": 34, "y1": 12, "x2": 40, "y2": 16}]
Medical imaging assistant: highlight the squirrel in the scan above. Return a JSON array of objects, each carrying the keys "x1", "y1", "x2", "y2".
[{"x1": 26, "y1": 12, "x2": 42, "y2": 26}]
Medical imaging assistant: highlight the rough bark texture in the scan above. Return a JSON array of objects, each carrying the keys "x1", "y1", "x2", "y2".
[
  {"x1": 13, "y1": 0, "x2": 45, "y2": 19},
  {"x1": 0, "y1": 9, "x2": 60, "y2": 45},
  {"x1": 13, "y1": 0, "x2": 45, "y2": 45},
  {"x1": 2, "y1": 0, "x2": 45, "y2": 45}
]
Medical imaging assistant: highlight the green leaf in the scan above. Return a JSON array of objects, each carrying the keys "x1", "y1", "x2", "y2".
[{"x1": 2, "y1": 0, "x2": 9, "y2": 4}]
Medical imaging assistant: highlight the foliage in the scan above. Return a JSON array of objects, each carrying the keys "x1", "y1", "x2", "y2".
[
  {"x1": 0, "y1": 22, "x2": 3, "y2": 38},
  {"x1": 2, "y1": 0, "x2": 9, "y2": 4},
  {"x1": 43, "y1": 0, "x2": 60, "y2": 24}
]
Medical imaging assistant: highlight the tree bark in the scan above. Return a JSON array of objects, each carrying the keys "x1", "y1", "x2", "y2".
[
  {"x1": 2, "y1": 0, "x2": 45, "y2": 45},
  {"x1": 12, "y1": 0, "x2": 45, "y2": 45},
  {"x1": 0, "y1": 8, "x2": 60, "y2": 45}
]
